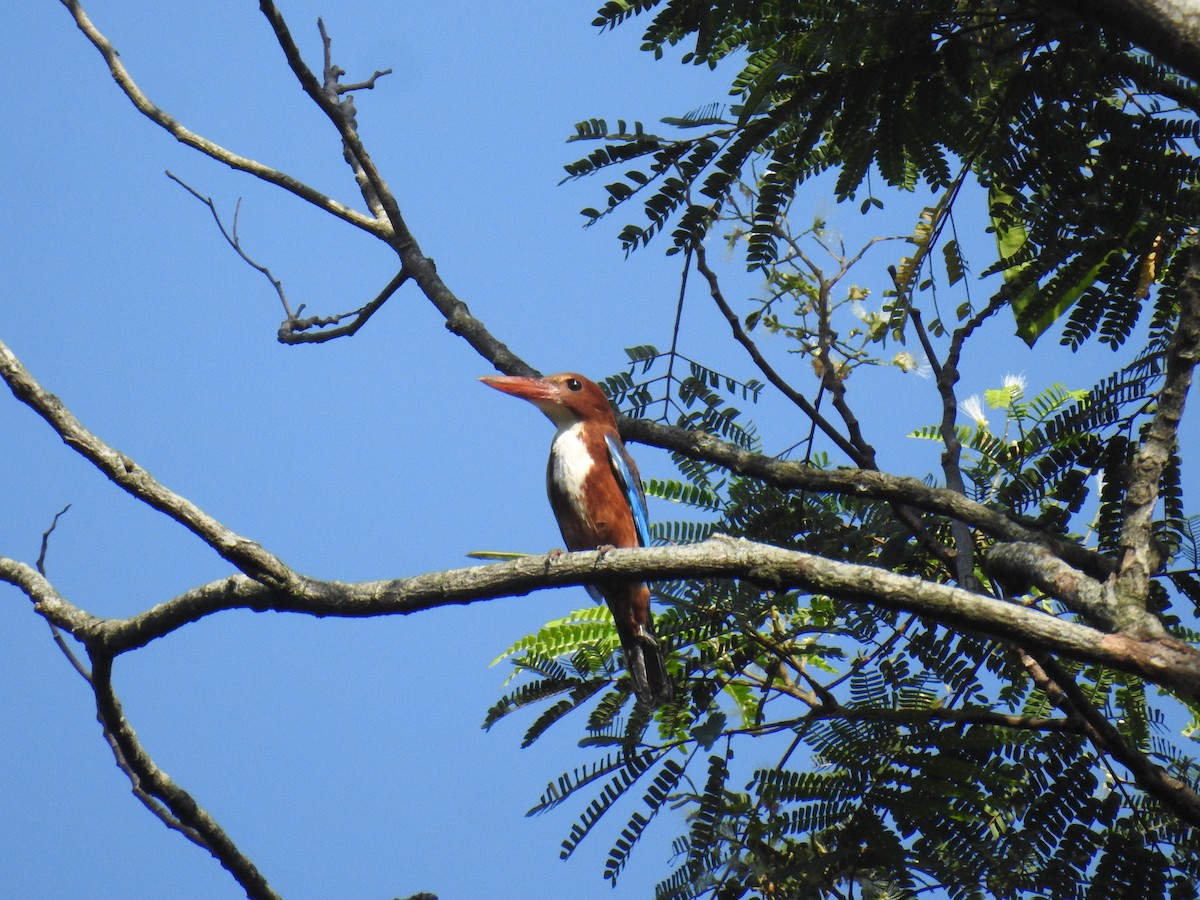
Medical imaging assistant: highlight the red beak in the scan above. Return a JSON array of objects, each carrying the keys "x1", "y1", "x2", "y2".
[{"x1": 478, "y1": 375, "x2": 558, "y2": 404}]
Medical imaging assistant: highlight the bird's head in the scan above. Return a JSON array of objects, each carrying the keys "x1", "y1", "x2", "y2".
[{"x1": 479, "y1": 372, "x2": 615, "y2": 429}]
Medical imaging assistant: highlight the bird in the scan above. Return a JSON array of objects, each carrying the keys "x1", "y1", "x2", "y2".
[{"x1": 479, "y1": 372, "x2": 674, "y2": 708}]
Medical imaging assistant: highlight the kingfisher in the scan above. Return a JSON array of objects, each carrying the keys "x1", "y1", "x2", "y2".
[{"x1": 480, "y1": 372, "x2": 674, "y2": 708}]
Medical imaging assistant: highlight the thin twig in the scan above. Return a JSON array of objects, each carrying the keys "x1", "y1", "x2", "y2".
[
  {"x1": 57, "y1": 0, "x2": 383, "y2": 238},
  {"x1": 278, "y1": 267, "x2": 409, "y2": 343},
  {"x1": 34, "y1": 505, "x2": 92, "y2": 682},
  {"x1": 36, "y1": 504, "x2": 73, "y2": 574},
  {"x1": 166, "y1": 172, "x2": 295, "y2": 318},
  {"x1": 661, "y1": 246, "x2": 692, "y2": 422},
  {"x1": 692, "y1": 240, "x2": 869, "y2": 466},
  {"x1": 904, "y1": 299, "x2": 944, "y2": 382}
]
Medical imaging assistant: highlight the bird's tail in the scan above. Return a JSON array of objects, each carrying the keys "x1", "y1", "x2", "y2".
[
  {"x1": 606, "y1": 583, "x2": 674, "y2": 708},
  {"x1": 622, "y1": 625, "x2": 674, "y2": 708}
]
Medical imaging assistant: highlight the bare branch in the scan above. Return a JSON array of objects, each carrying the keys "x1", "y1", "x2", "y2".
[
  {"x1": 0, "y1": 338, "x2": 298, "y2": 591},
  {"x1": 6, "y1": 537, "x2": 1194, "y2": 701},
  {"x1": 89, "y1": 653, "x2": 281, "y2": 900},
  {"x1": 58, "y1": 0, "x2": 538, "y2": 367},
  {"x1": 316, "y1": 18, "x2": 392, "y2": 95},
  {"x1": 985, "y1": 541, "x2": 1171, "y2": 640},
  {"x1": 255, "y1": 6, "x2": 534, "y2": 363},
  {"x1": 61, "y1": 0, "x2": 421, "y2": 342},
  {"x1": 258, "y1": 2, "x2": 400, "y2": 235},
  {"x1": 278, "y1": 268, "x2": 409, "y2": 343},
  {"x1": 8, "y1": 504, "x2": 277, "y2": 897},
  {"x1": 338, "y1": 70, "x2": 394, "y2": 93},
  {"x1": 165, "y1": 172, "x2": 410, "y2": 343},
  {"x1": 166, "y1": 172, "x2": 296, "y2": 318},
  {"x1": 57, "y1": 0, "x2": 384, "y2": 238}
]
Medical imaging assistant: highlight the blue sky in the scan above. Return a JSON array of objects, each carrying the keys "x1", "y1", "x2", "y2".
[{"x1": 3, "y1": 3, "x2": 1187, "y2": 899}]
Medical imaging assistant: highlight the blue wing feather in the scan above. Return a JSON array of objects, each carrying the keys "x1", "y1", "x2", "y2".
[{"x1": 604, "y1": 432, "x2": 651, "y2": 547}]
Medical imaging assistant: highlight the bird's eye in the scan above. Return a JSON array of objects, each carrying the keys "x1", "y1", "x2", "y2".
[{"x1": 566, "y1": 378, "x2": 583, "y2": 392}]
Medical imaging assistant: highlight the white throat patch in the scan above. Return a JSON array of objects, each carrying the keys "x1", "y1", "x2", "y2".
[{"x1": 550, "y1": 422, "x2": 594, "y2": 516}]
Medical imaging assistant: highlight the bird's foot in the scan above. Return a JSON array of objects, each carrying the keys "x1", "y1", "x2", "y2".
[
  {"x1": 636, "y1": 627, "x2": 658, "y2": 647},
  {"x1": 545, "y1": 548, "x2": 567, "y2": 573}
]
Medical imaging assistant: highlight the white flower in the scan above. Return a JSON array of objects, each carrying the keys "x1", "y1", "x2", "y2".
[
  {"x1": 893, "y1": 351, "x2": 932, "y2": 378},
  {"x1": 1002, "y1": 372, "x2": 1027, "y2": 399},
  {"x1": 959, "y1": 394, "x2": 989, "y2": 429}
]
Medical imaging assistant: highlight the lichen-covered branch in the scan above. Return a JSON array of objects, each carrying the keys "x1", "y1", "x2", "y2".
[
  {"x1": 8, "y1": 537, "x2": 1200, "y2": 701},
  {"x1": 0, "y1": 557, "x2": 105, "y2": 638},
  {"x1": 0, "y1": 338, "x2": 298, "y2": 591},
  {"x1": 619, "y1": 413, "x2": 1112, "y2": 579},
  {"x1": 986, "y1": 541, "x2": 1164, "y2": 637},
  {"x1": 1114, "y1": 245, "x2": 1200, "y2": 624}
]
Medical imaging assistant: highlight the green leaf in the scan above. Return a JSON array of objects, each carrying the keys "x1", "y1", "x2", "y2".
[
  {"x1": 1013, "y1": 250, "x2": 1120, "y2": 346},
  {"x1": 691, "y1": 711, "x2": 727, "y2": 751}
]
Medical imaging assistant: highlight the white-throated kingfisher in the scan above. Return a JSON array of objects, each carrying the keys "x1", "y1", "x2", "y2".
[{"x1": 480, "y1": 372, "x2": 673, "y2": 708}]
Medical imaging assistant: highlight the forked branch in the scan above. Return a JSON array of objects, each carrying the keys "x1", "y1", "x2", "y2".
[
  {"x1": 691, "y1": 239, "x2": 867, "y2": 465},
  {"x1": 57, "y1": 0, "x2": 383, "y2": 238}
]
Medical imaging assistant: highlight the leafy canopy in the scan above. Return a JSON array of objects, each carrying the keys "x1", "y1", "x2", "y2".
[
  {"x1": 487, "y1": 2, "x2": 1200, "y2": 899},
  {"x1": 572, "y1": 0, "x2": 1200, "y2": 346}
]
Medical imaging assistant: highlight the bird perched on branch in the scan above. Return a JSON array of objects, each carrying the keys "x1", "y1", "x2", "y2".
[{"x1": 480, "y1": 372, "x2": 673, "y2": 708}]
